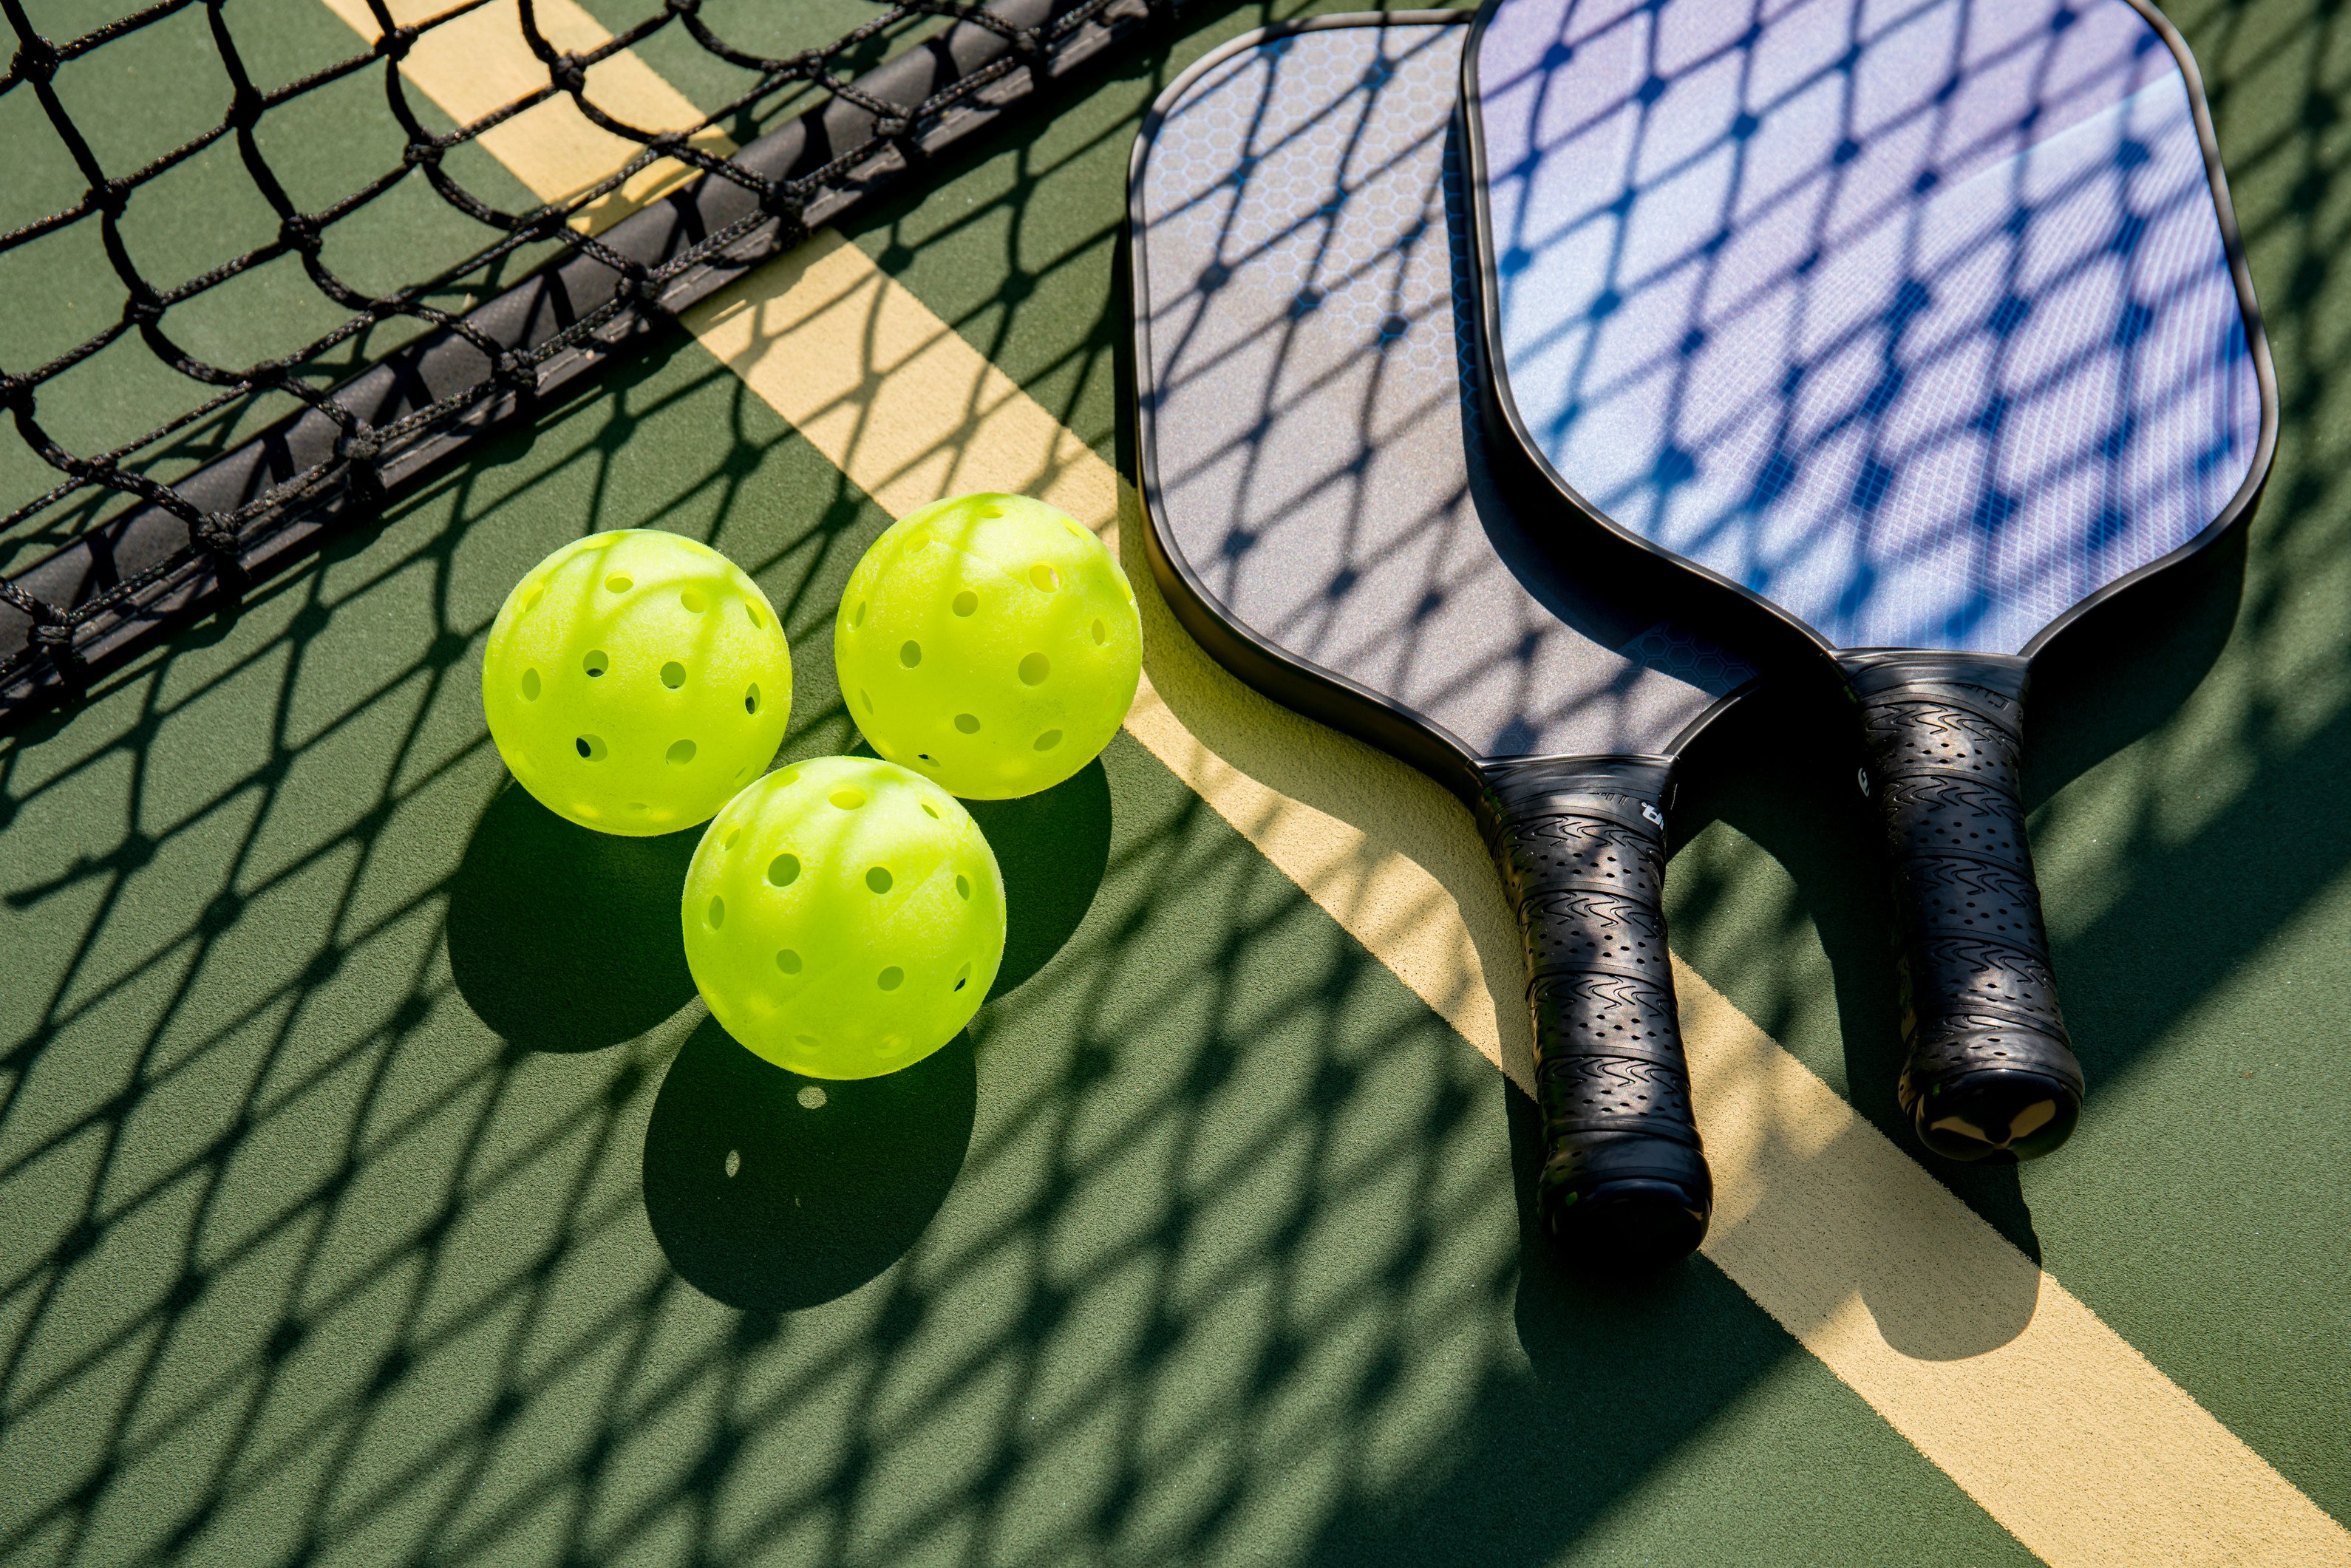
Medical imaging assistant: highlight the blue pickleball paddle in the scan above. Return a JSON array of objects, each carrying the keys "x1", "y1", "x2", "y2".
[
  {"x1": 1463, "y1": 0, "x2": 2274, "y2": 1162},
  {"x1": 1130, "y1": 13, "x2": 1764, "y2": 1262}
]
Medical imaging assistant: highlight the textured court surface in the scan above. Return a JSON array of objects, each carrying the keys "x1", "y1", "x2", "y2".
[{"x1": 2, "y1": 1, "x2": 2348, "y2": 1564}]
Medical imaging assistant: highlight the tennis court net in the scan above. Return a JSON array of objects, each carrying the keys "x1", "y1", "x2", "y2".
[{"x1": 0, "y1": 0, "x2": 1173, "y2": 727}]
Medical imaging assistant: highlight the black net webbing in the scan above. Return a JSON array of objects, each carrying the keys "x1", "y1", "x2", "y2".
[{"x1": 0, "y1": 0, "x2": 1171, "y2": 726}]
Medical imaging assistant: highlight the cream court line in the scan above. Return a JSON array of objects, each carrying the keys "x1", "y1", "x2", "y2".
[
  {"x1": 319, "y1": 0, "x2": 733, "y2": 231},
  {"x1": 341, "y1": 10, "x2": 2351, "y2": 1562}
]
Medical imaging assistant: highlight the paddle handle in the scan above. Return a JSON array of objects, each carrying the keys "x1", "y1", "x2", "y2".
[
  {"x1": 1841, "y1": 652, "x2": 2085, "y2": 1162},
  {"x1": 1476, "y1": 756, "x2": 1710, "y2": 1264}
]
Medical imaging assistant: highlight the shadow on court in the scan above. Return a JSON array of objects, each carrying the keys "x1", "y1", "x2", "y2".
[
  {"x1": 446, "y1": 784, "x2": 702, "y2": 1052},
  {"x1": 2, "y1": 1, "x2": 2349, "y2": 1564},
  {"x1": 643, "y1": 1020, "x2": 977, "y2": 1314},
  {"x1": 969, "y1": 758, "x2": 1116, "y2": 998}
]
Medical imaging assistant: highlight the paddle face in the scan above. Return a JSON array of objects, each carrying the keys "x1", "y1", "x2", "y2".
[
  {"x1": 1466, "y1": 0, "x2": 2271, "y2": 656},
  {"x1": 1132, "y1": 15, "x2": 1749, "y2": 783}
]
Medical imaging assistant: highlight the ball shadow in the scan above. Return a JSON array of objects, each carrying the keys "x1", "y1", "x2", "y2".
[
  {"x1": 445, "y1": 781, "x2": 701, "y2": 1051},
  {"x1": 642, "y1": 1019, "x2": 976, "y2": 1312},
  {"x1": 964, "y1": 757, "x2": 1112, "y2": 997}
]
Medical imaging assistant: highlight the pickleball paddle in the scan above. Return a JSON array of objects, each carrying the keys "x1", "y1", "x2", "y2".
[
  {"x1": 1129, "y1": 13, "x2": 1760, "y2": 1261},
  {"x1": 1463, "y1": 0, "x2": 2275, "y2": 1160}
]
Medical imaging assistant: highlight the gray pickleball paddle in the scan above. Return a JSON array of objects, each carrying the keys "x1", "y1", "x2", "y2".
[
  {"x1": 1463, "y1": 0, "x2": 2274, "y2": 1162},
  {"x1": 1129, "y1": 13, "x2": 1760, "y2": 1263}
]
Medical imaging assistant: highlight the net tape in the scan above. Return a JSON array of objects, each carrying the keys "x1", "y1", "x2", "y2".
[{"x1": 0, "y1": 0, "x2": 1172, "y2": 723}]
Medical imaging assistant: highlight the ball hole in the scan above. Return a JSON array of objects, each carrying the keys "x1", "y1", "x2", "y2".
[
  {"x1": 523, "y1": 585, "x2": 544, "y2": 613},
  {"x1": 778, "y1": 768, "x2": 800, "y2": 786},
  {"x1": 575, "y1": 734, "x2": 606, "y2": 761},
  {"x1": 899, "y1": 641, "x2": 922, "y2": 668},
  {"x1": 604, "y1": 573, "x2": 632, "y2": 593},
  {"x1": 861, "y1": 688, "x2": 874, "y2": 715},
  {"x1": 1030, "y1": 564, "x2": 1059, "y2": 593},
  {"x1": 775, "y1": 948, "x2": 803, "y2": 974},
  {"x1": 744, "y1": 684, "x2": 761, "y2": 715},
  {"x1": 953, "y1": 713, "x2": 980, "y2": 734},
  {"x1": 877, "y1": 967, "x2": 904, "y2": 992},
  {"x1": 796, "y1": 1084, "x2": 826, "y2": 1109},
  {"x1": 706, "y1": 896, "x2": 726, "y2": 928},
  {"x1": 851, "y1": 601, "x2": 866, "y2": 630},
  {"x1": 1066, "y1": 521, "x2": 1089, "y2": 542},
  {"x1": 767, "y1": 854, "x2": 800, "y2": 887},
  {"x1": 723, "y1": 828, "x2": 740, "y2": 850},
  {"x1": 661, "y1": 661, "x2": 686, "y2": 689},
  {"x1": 830, "y1": 788, "x2": 865, "y2": 811},
  {"x1": 795, "y1": 1033, "x2": 819, "y2": 1049},
  {"x1": 666, "y1": 738, "x2": 696, "y2": 766},
  {"x1": 681, "y1": 588, "x2": 708, "y2": 613},
  {"x1": 953, "y1": 963, "x2": 970, "y2": 992},
  {"x1": 920, "y1": 801, "x2": 941, "y2": 819},
  {"x1": 1034, "y1": 729, "x2": 1064, "y2": 751},
  {"x1": 865, "y1": 866, "x2": 893, "y2": 895},
  {"x1": 1091, "y1": 618, "x2": 1108, "y2": 646},
  {"x1": 520, "y1": 668, "x2": 541, "y2": 701},
  {"x1": 954, "y1": 873, "x2": 970, "y2": 900},
  {"x1": 1019, "y1": 652, "x2": 1049, "y2": 686},
  {"x1": 745, "y1": 601, "x2": 766, "y2": 629},
  {"x1": 952, "y1": 590, "x2": 978, "y2": 617},
  {"x1": 976, "y1": 501, "x2": 1005, "y2": 519},
  {"x1": 582, "y1": 650, "x2": 608, "y2": 678}
]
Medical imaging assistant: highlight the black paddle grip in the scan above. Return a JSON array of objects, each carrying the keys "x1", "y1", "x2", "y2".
[
  {"x1": 1841, "y1": 652, "x2": 2085, "y2": 1162},
  {"x1": 1476, "y1": 756, "x2": 1710, "y2": 1265}
]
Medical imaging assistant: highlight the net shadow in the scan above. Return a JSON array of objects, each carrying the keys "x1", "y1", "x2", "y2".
[
  {"x1": 0, "y1": 5, "x2": 1860, "y2": 1561},
  {"x1": 5, "y1": 0, "x2": 2345, "y2": 1563}
]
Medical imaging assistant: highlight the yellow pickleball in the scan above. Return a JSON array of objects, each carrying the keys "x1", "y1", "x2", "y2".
[
  {"x1": 681, "y1": 756, "x2": 1006, "y2": 1078},
  {"x1": 482, "y1": 530, "x2": 791, "y2": 834},
  {"x1": 834, "y1": 493, "x2": 1142, "y2": 799}
]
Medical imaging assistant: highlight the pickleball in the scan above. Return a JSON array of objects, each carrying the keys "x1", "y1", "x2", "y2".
[
  {"x1": 681, "y1": 754, "x2": 1006, "y2": 1079},
  {"x1": 482, "y1": 531, "x2": 792, "y2": 835},
  {"x1": 834, "y1": 494, "x2": 1142, "y2": 799}
]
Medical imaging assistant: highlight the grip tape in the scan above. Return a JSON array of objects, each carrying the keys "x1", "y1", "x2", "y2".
[
  {"x1": 1841, "y1": 652, "x2": 2086, "y2": 1151},
  {"x1": 1476, "y1": 756, "x2": 1709, "y2": 1242}
]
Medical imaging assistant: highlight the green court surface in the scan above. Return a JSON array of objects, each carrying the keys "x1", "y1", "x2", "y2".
[{"x1": 2, "y1": 1, "x2": 2347, "y2": 1564}]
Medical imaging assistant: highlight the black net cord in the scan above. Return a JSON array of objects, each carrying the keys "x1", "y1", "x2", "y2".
[{"x1": 0, "y1": 0, "x2": 1181, "y2": 730}]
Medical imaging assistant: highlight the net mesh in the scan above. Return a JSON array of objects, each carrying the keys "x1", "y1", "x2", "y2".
[{"x1": 0, "y1": 0, "x2": 1161, "y2": 715}]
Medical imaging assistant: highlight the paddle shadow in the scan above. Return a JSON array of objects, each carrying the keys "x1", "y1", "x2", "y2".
[
  {"x1": 642, "y1": 1018, "x2": 976, "y2": 1313},
  {"x1": 1674, "y1": 672, "x2": 2051, "y2": 1267},
  {"x1": 2030, "y1": 522, "x2": 2250, "y2": 808},
  {"x1": 1291, "y1": 1080, "x2": 1817, "y2": 1561},
  {"x1": 965, "y1": 757, "x2": 1114, "y2": 998},
  {"x1": 445, "y1": 780, "x2": 702, "y2": 1052}
]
